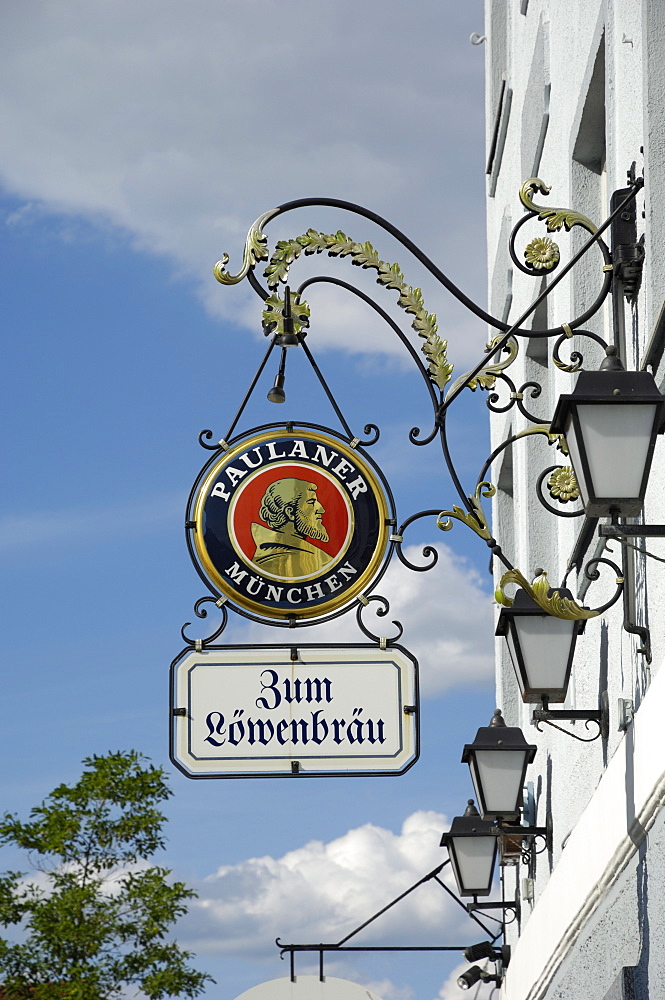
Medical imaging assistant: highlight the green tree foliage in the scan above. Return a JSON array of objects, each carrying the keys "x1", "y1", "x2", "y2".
[{"x1": 0, "y1": 751, "x2": 212, "y2": 1000}]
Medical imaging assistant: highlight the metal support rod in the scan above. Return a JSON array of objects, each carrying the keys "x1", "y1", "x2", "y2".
[
  {"x1": 600, "y1": 524, "x2": 665, "y2": 537},
  {"x1": 222, "y1": 336, "x2": 279, "y2": 442},
  {"x1": 336, "y1": 862, "x2": 447, "y2": 945}
]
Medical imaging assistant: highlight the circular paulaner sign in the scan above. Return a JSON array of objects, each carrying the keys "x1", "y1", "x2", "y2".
[{"x1": 189, "y1": 427, "x2": 393, "y2": 620}]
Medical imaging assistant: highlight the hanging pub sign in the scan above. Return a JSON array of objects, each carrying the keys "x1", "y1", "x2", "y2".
[
  {"x1": 186, "y1": 426, "x2": 394, "y2": 621},
  {"x1": 170, "y1": 644, "x2": 419, "y2": 778}
]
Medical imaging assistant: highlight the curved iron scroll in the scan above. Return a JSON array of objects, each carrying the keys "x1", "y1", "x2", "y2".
[
  {"x1": 181, "y1": 597, "x2": 229, "y2": 647},
  {"x1": 356, "y1": 594, "x2": 404, "y2": 645},
  {"x1": 536, "y1": 466, "x2": 584, "y2": 518}
]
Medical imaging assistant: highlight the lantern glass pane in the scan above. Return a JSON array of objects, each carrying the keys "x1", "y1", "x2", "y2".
[
  {"x1": 575, "y1": 403, "x2": 657, "y2": 499},
  {"x1": 473, "y1": 749, "x2": 525, "y2": 817},
  {"x1": 505, "y1": 627, "x2": 525, "y2": 696},
  {"x1": 514, "y1": 616, "x2": 575, "y2": 693},
  {"x1": 452, "y1": 836, "x2": 496, "y2": 895},
  {"x1": 563, "y1": 418, "x2": 589, "y2": 507}
]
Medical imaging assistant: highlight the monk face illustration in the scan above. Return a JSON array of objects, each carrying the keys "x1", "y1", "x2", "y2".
[{"x1": 251, "y1": 478, "x2": 332, "y2": 579}]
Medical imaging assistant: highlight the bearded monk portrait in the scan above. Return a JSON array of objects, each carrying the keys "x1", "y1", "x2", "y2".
[{"x1": 251, "y1": 478, "x2": 333, "y2": 578}]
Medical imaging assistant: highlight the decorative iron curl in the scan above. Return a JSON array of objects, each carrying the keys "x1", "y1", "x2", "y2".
[
  {"x1": 485, "y1": 374, "x2": 547, "y2": 423},
  {"x1": 198, "y1": 429, "x2": 224, "y2": 451},
  {"x1": 533, "y1": 716, "x2": 604, "y2": 743},
  {"x1": 535, "y1": 466, "x2": 584, "y2": 518},
  {"x1": 409, "y1": 418, "x2": 441, "y2": 447},
  {"x1": 393, "y1": 510, "x2": 443, "y2": 572},
  {"x1": 583, "y1": 556, "x2": 624, "y2": 615},
  {"x1": 181, "y1": 597, "x2": 229, "y2": 646},
  {"x1": 356, "y1": 423, "x2": 380, "y2": 447},
  {"x1": 552, "y1": 328, "x2": 608, "y2": 373},
  {"x1": 356, "y1": 594, "x2": 404, "y2": 644}
]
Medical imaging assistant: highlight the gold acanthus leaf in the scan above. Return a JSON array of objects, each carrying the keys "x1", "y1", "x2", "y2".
[
  {"x1": 261, "y1": 292, "x2": 311, "y2": 338},
  {"x1": 437, "y1": 481, "x2": 495, "y2": 541},
  {"x1": 519, "y1": 178, "x2": 598, "y2": 235},
  {"x1": 495, "y1": 569, "x2": 598, "y2": 620},
  {"x1": 213, "y1": 209, "x2": 278, "y2": 285},
  {"x1": 446, "y1": 335, "x2": 519, "y2": 399},
  {"x1": 513, "y1": 424, "x2": 569, "y2": 455}
]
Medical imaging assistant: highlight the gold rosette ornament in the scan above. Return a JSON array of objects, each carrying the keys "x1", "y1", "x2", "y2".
[
  {"x1": 547, "y1": 466, "x2": 579, "y2": 503},
  {"x1": 524, "y1": 235, "x2": 560, "y2": 271}
]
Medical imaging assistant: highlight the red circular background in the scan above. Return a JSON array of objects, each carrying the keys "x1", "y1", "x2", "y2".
[{"x1": 229, "y1": 463, "x2": 351, "y2": 565}]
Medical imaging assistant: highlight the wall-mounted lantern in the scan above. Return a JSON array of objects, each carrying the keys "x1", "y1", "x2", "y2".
[
  {"x1": 461, "y1": 710, "x2": 537, "y2": 821},
  {"x1": 550, "y1": 346, "x2": 665, "y2": 518},
  {"x1": 495, "y1": 583, "x2": 585, "y2": 703},
  {"x1": 439, "y1": 800, "x2": 498, "y2": 898}
]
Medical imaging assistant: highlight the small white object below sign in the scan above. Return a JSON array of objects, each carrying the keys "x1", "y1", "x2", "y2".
[
  {"x1": 233, "y1": 976, "x2": 384, "y2": 1000},
  {"x1": 170, "y1": 644, "x2": 418, "y2": 778}
]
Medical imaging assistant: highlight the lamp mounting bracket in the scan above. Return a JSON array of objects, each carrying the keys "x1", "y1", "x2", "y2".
[
  {"x1": 599, "y1": 524, "x2": 665, "y2": 538},
  {"x1": 532, "y1": 693, "x2": 609, "y2": 741}
]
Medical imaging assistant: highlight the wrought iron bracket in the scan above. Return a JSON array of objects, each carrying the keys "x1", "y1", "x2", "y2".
[
  {"x1": 466, "y1": 898, "x2": 519, "y2": 922},
  {"x1": 490, "y1": 810, "x2": 553, "y2": 856},
  {"x1": 275, "y1": 859, "x2": 503, "y2": 982},
  {"x1": 532, "y1": 693, "x2": 609, "y2": 742}
]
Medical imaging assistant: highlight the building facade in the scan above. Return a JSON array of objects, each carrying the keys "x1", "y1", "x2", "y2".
[{"x1": 484, "y1": 2, "x2": 665, "y2": 997}]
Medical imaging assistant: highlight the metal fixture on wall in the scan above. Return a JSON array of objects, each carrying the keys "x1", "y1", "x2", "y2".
[
  {"x1": 462, "y1": 711, "x2": 537, "y2": 822},
  {"x1": 440, "y1": 800, "x2": 498, "y2": 899},
  {"x1": 495, "y1": 573, "x2": 610, "y2": 740}
]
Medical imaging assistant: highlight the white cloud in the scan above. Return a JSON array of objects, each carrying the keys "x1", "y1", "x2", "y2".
[
  {"x1": 229, "y1": 543, "x2": 494, "y2": 697},
  {"x1": 180, "y1": 810, "x2": 474, "y2": 957},
  {"x1": 0, "y1": 2, "x2": 487, "y2": 359}
]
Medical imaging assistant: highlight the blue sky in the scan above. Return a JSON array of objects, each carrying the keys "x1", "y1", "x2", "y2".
[{"x1": 0, "y1": 3, "x2": 500, "y2": 998}]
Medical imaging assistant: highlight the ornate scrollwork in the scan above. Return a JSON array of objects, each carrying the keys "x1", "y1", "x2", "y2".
[
  {"x1": 446, "y1": 335, "x2": 519, "y2": 400},
  {"x1": 181, "y1": 597, "x2": 229, "y2": 646},
  {"x1": 519, "y1": 178, "x2": 598, "y2": 235},
  {"x1": 535, "y1": 466, "x2": 584, "y2": 518},
  {"x1": 485, "y1": 374, "x2": 547, "y2": 423},
  {"x1": 198, "y1": 429, "x2": 223, "y2": 451},
  {"x1": 495, "y1": 569, "x2": 598, "y2": 620},
  {"x1": 213, "y1": 209, "x2": 278, "y2": 285},
  {"x1": 438, "y1": 481, "x2": 495, "y2": 541},
  {"x1": 513, "y1": 424, "x2": 568, "y2": 454},
  {"x1": 356, "y1": 594, "x2": 403, "y2": 644},
  {"x1": 582, "y1": 557, "x2": 625, "y2": 616},
  {"x1": 262, "y1": 291, "x2": 311, "y2": 337},
  {"x1": 263, "y1": 229, "x2": 453, "y2": 391},
  {"x1": 393, "y1": 510, "x2": 443, "y2": 572},
  {"x1": 356, "y1": 423, "x2": 380, "y2": 447},
  {"x1": 552, "y1": 328, "x2": 608, "y2": 373}
]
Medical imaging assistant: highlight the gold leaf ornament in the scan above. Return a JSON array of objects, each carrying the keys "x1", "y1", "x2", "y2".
[
  {"x1": 495, "y1": 569, "x2": 598, "y2": 620},
  {"x1": 437, "y1": 481, "x2": 495, "y2": 541},
  {"x1": 446, "y1": 335, "x2": 519, "y2": 398},
  {"x1": 513, "y1": 424, "x2": 569, "y2": 455},
  {"x1": 547, "y1": 466, "x2": 579, "y2": 503},
  {"x1": 262, "y1": 230, "x2": 454, "y2": 390},
  {"x1": 261, "y1": 292, "x2": 311, "y2": 338},
  {"x1": 213, "y1": 209, "x2": 278, "y2": 285},
  {"x1": 519, "y1": 178, "x2": 598, "y2": 235},
  {"x1": 524, "y1": 235, "x2": 560, "y2": 271}
]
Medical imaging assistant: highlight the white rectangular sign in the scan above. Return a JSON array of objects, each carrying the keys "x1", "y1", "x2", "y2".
[{"x1": 170, "y1": 644, "x2": 419, "y2": 778}]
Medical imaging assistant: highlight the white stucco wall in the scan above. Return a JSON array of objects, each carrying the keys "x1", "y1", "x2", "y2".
[{"x1": 483, "y1": 2, "x2": 665, "y2": 997}]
